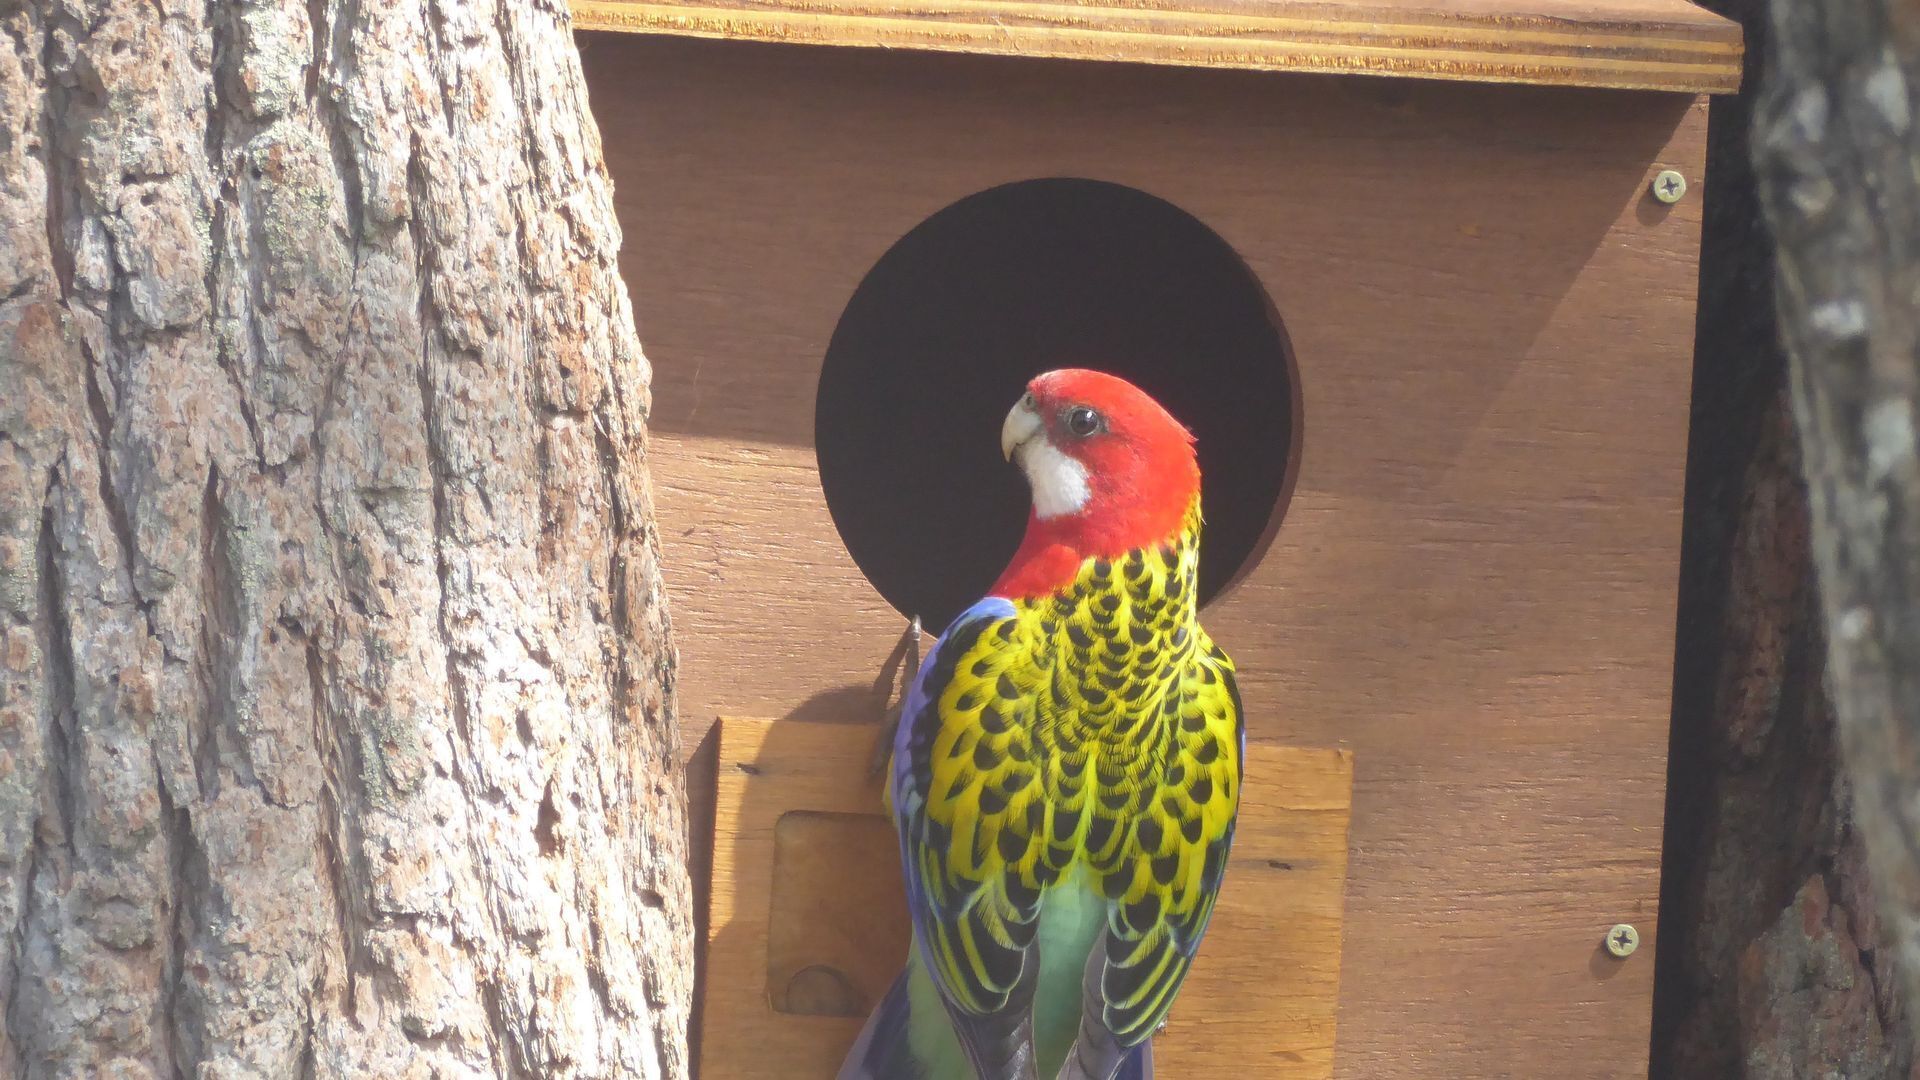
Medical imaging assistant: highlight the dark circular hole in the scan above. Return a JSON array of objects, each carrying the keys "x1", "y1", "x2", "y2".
[{"x1": 816, "y1": 178, "x2": 1298, "y2": 633}]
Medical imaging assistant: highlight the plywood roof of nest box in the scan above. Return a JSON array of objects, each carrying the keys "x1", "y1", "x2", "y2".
[{"x1": 571, "y1": 0, "x2": 1743, "y2": 95}]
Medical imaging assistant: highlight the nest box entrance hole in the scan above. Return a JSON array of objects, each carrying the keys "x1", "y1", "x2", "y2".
[{"x1": 816, "y1": 178, "x2": 1301, "y2": 634}]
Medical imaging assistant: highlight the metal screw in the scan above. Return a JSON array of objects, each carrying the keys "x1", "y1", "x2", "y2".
[
  {"x1": 1605, "y1": 924, "x2": 1640, "y2": 958},
  {"x1": 1652, "y1": 170, "x2": 1688, "y2": 204}
]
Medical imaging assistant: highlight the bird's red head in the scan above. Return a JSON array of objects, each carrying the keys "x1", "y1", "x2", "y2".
[{"x1": 990, "y1": 368, "x2": 1201, "y2": 601}]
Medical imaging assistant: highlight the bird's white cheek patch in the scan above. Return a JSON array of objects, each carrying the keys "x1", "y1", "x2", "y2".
[{"x1": 1018, "y1": 441, "x2": 1091, "y2": 519}]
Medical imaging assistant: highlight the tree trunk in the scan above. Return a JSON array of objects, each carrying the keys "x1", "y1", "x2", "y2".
[
  {"x1": 1644, "y1": 1, "x2": 1917, "y2": 1075},
  {"x1": 1748, "y1": 0, "x2": 1920, "y2": 1058},
  {"x1": 0, "y1": 0, "x2": 693, "y2": 1070}
]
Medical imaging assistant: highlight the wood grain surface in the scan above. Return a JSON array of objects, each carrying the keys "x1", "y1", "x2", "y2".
[
  {"x1": 701, "y1": 718, "x2": 1354, "y2": 1077},
  {"x1": 583, "y1": 37, "x2": 1707, "y2": 1077},
  {"x1": 572, "y1": 0, "x2": 1742, "y2": 95}
]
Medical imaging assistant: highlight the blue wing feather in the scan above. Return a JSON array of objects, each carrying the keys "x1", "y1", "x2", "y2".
[
  {"x1": 1116, "y1": 1042, "x2": 1154, "y2": 1080},
  {"x1": 836, "y1": 972, "x2": 922, "y2": 1080}
]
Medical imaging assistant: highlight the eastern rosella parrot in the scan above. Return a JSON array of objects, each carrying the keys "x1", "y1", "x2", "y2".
[{"x1": 839, "y1": 369, "x2": 1245, "y2": 1080}]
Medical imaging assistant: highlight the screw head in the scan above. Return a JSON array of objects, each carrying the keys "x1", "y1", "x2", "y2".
[
  {"x1": 1605, "y1": 924, "x2": 1640, "y2": 958},
  {"x1": 1652, "y1": 170, "x2": 1688, "y2": 204}
]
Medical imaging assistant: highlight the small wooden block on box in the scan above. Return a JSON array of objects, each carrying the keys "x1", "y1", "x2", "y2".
[{"x1": 700, "y1": 716, "x2": 1357, "y2": 1078}]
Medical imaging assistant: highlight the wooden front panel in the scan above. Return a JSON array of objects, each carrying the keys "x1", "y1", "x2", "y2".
[{"x1": 584, "y1": 35, "x2": 1706, "y2": 1078}]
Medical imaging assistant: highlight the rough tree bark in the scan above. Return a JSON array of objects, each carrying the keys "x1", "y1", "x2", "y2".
[
  {"x1": 1747, "y1": 0, "x2": 1920, "y2": 1059},
  {"x1": 0, "y1": 0, "x2": 693, "y2": 1070},
  {"x1": 1647, "y1": 0, "x2": 1917, "y2": 1073}
]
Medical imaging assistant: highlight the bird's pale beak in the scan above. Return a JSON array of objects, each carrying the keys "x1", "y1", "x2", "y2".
[{"x1": 1001, "y1": 396, "x2": 1042, "y2": 462}]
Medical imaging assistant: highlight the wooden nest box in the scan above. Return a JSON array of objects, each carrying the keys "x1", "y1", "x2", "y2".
[{"x1": 575, "y1": 2, "x2": 1744, "y2": 1075}]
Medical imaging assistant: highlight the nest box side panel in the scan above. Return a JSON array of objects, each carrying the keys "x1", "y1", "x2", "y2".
[
  {"x1": 583, "y1": 35, "x2": 1708, "y2": 1078},
  {"x1": 699, "y1": 718, "x2": 1355, "y2": 1077}
]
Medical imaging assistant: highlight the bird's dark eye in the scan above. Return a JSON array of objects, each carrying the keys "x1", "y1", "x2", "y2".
[{"x1": 1064, "y1": 405, "x2": 1103, "y2": 438}]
